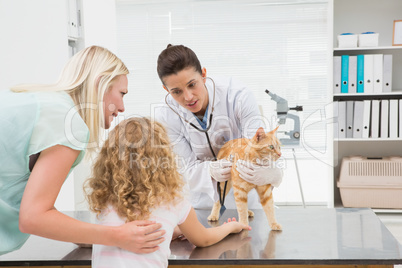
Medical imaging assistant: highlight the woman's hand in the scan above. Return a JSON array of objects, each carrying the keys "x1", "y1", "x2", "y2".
[
  {"x1": 209, "y1": 159, "x2": 233, "y2": 182},
  {"x1": 236, "y1": 160, "x2": 283, "y2": 187},
  {"x1": 115, "y1": 220, "x2": 166, "y2": 254}
]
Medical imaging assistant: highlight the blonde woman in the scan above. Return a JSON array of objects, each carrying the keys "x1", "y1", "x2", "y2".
[
  {"x1": 85, "y1": 117, "x2": 250, "y2": 268},
  {"x1": 0, "y1": 46, "x2": 164, "y2": 255}
]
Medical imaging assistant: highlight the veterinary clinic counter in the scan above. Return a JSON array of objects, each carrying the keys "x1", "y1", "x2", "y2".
[{"x1": 0, "y1": 208, "x2": 401, "y2": 268}]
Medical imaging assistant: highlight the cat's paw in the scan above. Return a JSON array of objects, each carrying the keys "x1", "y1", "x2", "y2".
[
  {"x1": 207, "y1": 214, "x2": 220, "y2": 222},
  {"x1": 270, "y1": 222, "x2": 282, "y2": 231},
  {"x1": 248, "y1": 210, "x2": 254, "y2": 218}
]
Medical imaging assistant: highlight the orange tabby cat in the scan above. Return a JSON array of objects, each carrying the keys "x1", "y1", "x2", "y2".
[{"x1": 208, "y1": 126, "x2": 282, "y2": 230}]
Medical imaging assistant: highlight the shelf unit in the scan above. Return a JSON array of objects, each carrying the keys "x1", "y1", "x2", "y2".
[
  {"x1": 334, "y1": 92, "x2": 402, "y2": 100},
  {"x1": 332, "y1": 0, "x2": 402, "y2": 206},
  {"x1": 335, "y1": 46, "x2": 402, "y2": 51},
  {"x1": 333, "y1": 47, "x2": 402, "y2": 93}
]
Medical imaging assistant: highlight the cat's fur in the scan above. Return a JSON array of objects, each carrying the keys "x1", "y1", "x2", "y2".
[{"x1": 208, "y1": 126, "x2": 282, "y2": 230}]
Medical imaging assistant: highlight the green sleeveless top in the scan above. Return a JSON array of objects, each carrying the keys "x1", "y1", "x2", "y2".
[{"x1": 0, "y1": 90, "x2": 89, "y2": 254}]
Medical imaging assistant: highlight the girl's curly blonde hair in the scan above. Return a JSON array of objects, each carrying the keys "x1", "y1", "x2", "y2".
[{"x1": 85, "y1": 117, "x2": 184, "y2": 222}]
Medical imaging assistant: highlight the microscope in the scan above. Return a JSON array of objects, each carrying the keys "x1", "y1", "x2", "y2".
[
  {"x1": 265, "y1": 89, "x2": 303, "y2": 146},
  {"x1": 265, "y1": 89, "x2": 305, "y2": 207}
]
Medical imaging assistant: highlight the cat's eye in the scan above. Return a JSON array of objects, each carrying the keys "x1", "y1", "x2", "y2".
[{"x1": 269, "y1": 145, "x2": 274, "y2": 150}]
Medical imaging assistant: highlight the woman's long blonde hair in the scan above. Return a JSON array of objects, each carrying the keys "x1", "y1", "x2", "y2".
[
  {"x1": 84, "y1": 117, "x2": 184, "y2": 222},
  {"x1": 11, "y1": 46, "x2": 129, "y2": 154}
]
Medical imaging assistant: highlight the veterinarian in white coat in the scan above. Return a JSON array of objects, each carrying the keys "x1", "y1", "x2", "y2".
[{"x1": 154, "y1": 44, "x2": 283, "y2": 209}]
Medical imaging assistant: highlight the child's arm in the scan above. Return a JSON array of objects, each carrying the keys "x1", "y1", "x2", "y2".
[{"x1": 178, "y1": 207, "x2": 251, "y2": 247}]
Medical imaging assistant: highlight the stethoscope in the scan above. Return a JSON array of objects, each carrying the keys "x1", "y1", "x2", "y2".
[
  {"x1": 164, "y1": 77, "x2": 228, "y2": 208},
  {"x1": 164, "y1": 77, "x2": 215, "y2": 132}
]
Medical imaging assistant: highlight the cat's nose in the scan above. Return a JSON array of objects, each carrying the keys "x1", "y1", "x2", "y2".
[{"x1": 277, "y1": 152, "x2": 282, "y2": 157}]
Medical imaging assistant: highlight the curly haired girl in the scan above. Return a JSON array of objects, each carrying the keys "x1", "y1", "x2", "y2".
[{"x1": 85, "y1": 117, "x2": 250, "y2": 268}]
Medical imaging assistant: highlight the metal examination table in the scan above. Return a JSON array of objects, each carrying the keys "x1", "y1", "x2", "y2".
[{"x1": 1, "y1": 208, "x2": 401, "y2": 268}]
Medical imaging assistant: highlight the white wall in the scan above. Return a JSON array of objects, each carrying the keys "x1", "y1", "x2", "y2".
[
  {"x1": 0, "y1": 0, "x2": 70, "y2": 90},
  {"x1": 81, "y1": 0, "x2": 117, "y2": 52},
  {"x1": 0, "y1": 0, "x2": 119, "y2": 211},
  {"x1": 0, "y1": 0, "x2": 75, "y2": 210},
  {"x1": 333, "y1": 0, "x2": 402, "y2": 47}
]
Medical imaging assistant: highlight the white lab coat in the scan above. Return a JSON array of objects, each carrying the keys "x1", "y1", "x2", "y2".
[{"x1": 154, "y1": 76, "x2": 269, "y2": 209}]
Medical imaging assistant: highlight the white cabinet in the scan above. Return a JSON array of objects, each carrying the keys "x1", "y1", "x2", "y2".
[
  {"x1": 67, "y1": 0, "x2": 81, "y2": 40},
  {"x1": 67, "y1": 0, "x2": 84, "y2": 57},
  {"x1": 332, "y1": 0, "x2": 402, "y2": 206}
]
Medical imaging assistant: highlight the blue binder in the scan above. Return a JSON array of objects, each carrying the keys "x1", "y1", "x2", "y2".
[
  {"x1": 356, "y1": 54, "x2": 364, "y2": 93},
  {"x1": 341, "y1": 55, "x2": 349, "y2": 93}
]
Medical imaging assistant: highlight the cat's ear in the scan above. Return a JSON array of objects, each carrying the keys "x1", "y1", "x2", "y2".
[
  {"x1": 269, "y1": 125, "x2": 280, "y2": 134},
  {"x1": 253, "y1": 127, "x2": 266, "y2": 142}
]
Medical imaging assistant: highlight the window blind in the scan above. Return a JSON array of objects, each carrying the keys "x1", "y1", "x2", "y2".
[{"x1": 115, "y1": 0, "x2": 330, "y2": 204}]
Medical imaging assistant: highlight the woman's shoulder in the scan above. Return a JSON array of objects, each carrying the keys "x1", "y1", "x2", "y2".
[
  {"x1": 154, "y1": 96, "x2": 182, "y2": 124},
  {"x1": 211, "y1": 76, "x2": 248, "y2": 93},
  {"x1": 28, "y1": 91, "x2": 89, "y2": 156},
  {"x1": 0, "y1": 90, "x2": 86, "y2": 131},
  {"x1": 35, "y1": 91, "x2": 89, "y2": 136},
  {"x1": 209, "y1": 76, "x2": 251, "y2": 104},
  {"x1": 34, "y1": 91, "x2": 77, "y2": 111}
]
